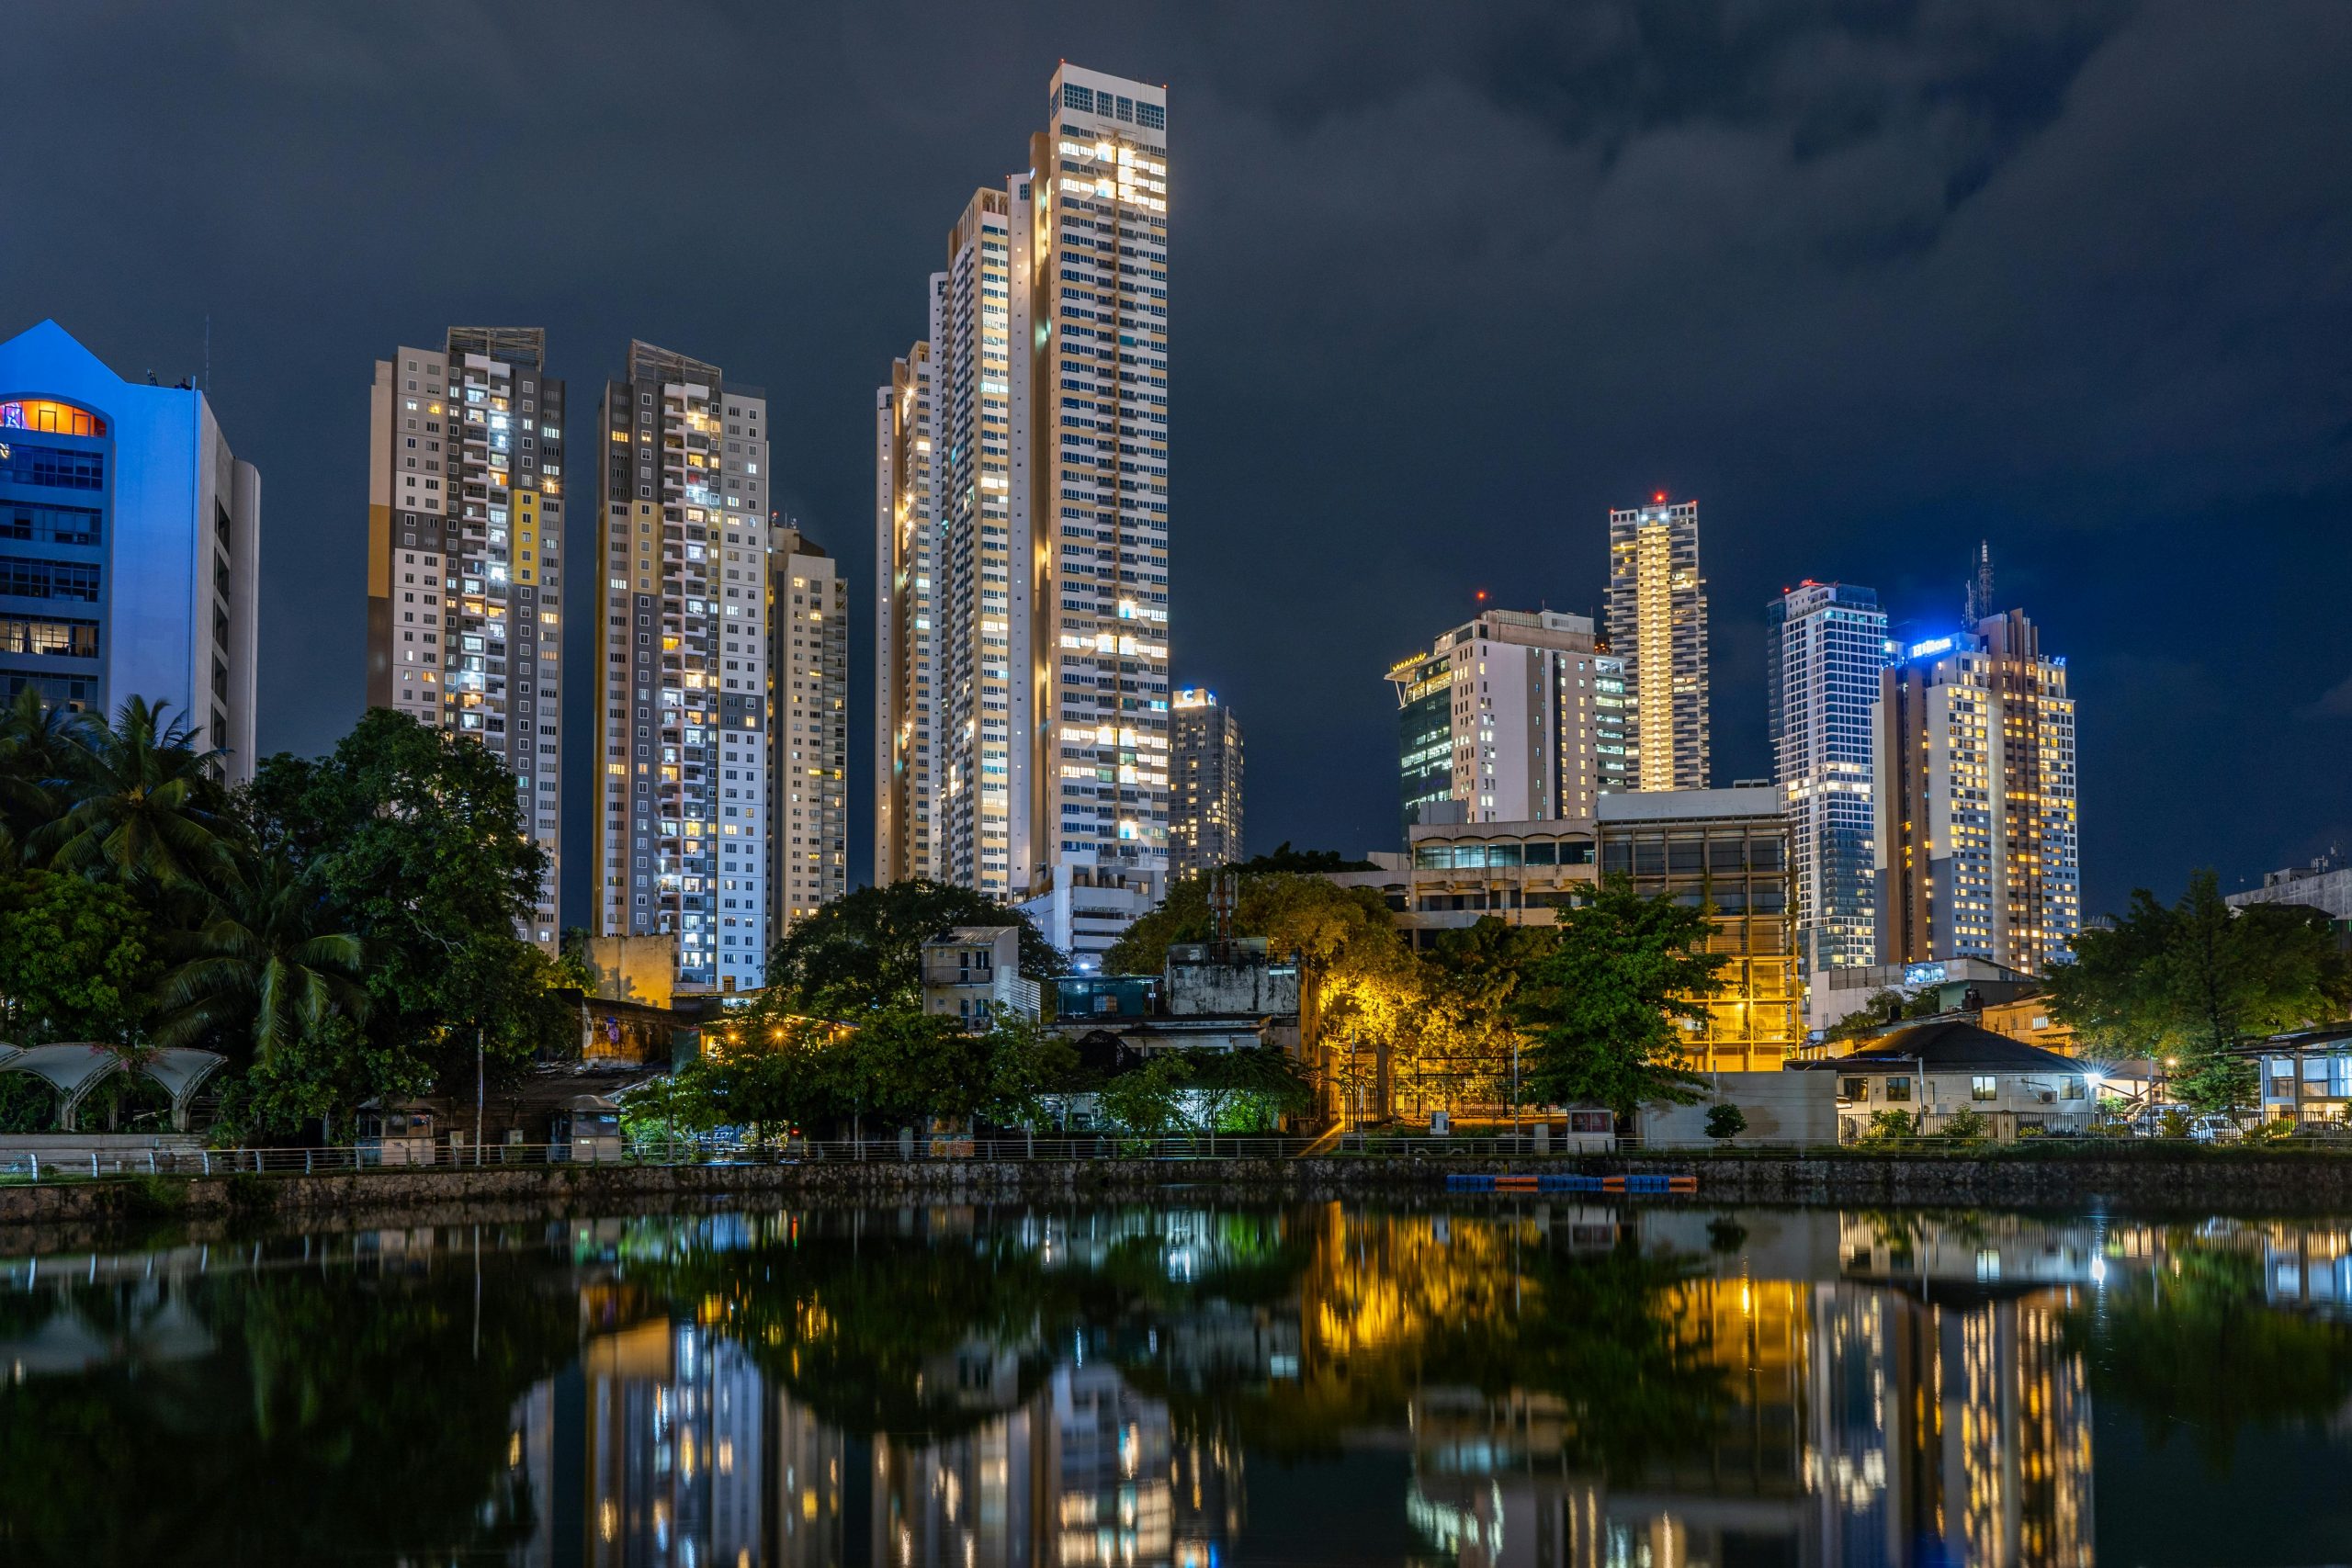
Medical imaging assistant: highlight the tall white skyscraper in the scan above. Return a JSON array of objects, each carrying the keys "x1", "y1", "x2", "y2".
[
  {"x1": 1768, "y1": 581, "x2": 1888, "y2": 982},
  {"x1": 365, "y1": 327, "x2": 563, "y2": 945},
  {"x1": 1874, "y1": 607, "x2": 2080, "y2": 975},
  {"x1": 875, "y1": 62, "x2": 1172, "y2": 964},
  {"x1": 594, "y1": 342, "x2": 771, "y2": 995},
  {"x1": 873, "y1": 343, "x2": 936, "y2": 886},
  {"x1": 767, "y1": 525, "x2": 848, "y2": 933},
  {"x1": 1606, "y1": 496, "x2": 1710, "y2": 790}
]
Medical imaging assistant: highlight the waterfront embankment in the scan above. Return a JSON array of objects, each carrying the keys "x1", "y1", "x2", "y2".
[{"x1": 12, "y1": 1147, "x2": 2352, "y2": 1228}]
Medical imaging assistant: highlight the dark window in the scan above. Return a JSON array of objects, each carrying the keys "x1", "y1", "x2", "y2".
[
  {"x1": 1884, "y1": 1076, "x2": 1912, "y2": 1103},
  {"x1": 0, "y1": 558, "x2": 100, "y2": 602},
  {"x1": 0, "y1": 502, "x2": 103, "y2": 547},
  {"x1": 0, "y1": 442, "x2": 105, "y2": 491}
]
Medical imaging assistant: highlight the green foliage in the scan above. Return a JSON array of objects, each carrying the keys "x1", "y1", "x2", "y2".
[
  {"x1": 763, "y1": 879, "x2": 1062, "y2": 1017},
  {"x1": 1098, "y1": 1053, "x2": 1194, "y2": 1137},
  {"x1": 1939, "y1": 1107, "x2": 1990, "y2": 1144},
  {"x1": 1510, "y1": 874, "x2": 1724, "y2": 1117},
  {"x1": 34, "y1": 697, "x2": 236, "y2": 892},
  {"x1": 1825, "y1": 986, "x2": 1944, "y2": 1043},
  {"x1": 1860, "y1": 1109, "x2": 1920, "y2": 1145},
  {"x1": 2049, "y1": 870, "x2": 2351, "y2": 1112},
  {"x1": 1703, "y1": 1102, "x2": 1747, "y2": 1141},
  {"x1": 1235, "y1": 841, "x2": 1375, "y2": 874},
  {"x1": 1103, "y1": 869, "x2": 1399, "y2": 980},
  {"x1": 2158, "y1": 1107, "x2": 2195, "y2": 1139},
  {"x1": 1186, "y1": 1045, "x2": 1317, "y2": 1132},
  {"x1": 153, "y1": 857, "x2": 367, "y2": 1062},
  {"x1": 0, "y1": 868, "x2": 157, "y2": 1043}
]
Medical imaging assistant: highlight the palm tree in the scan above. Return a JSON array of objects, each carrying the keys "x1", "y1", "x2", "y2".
[
  {"x1": 38, "y1": 697, "x2": 235, "y2": 891},
  {"x1": 0, "y1": 682, "x2": 90, "y2": 858},
  {"x1": 154, "y1": 859, "x2": 368, "y2": 1061}
]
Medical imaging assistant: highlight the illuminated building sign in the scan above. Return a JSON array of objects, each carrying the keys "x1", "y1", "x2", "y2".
[
  {"x1": 1904, "y1": 962, "x2": 1949, "y2": 987},
  {"x1": 1907, "y1": 636, "x2": 1955, "y2": 660}
]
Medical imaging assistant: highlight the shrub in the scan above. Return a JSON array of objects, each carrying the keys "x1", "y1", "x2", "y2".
[
  {"x1": 1704, "y1": 1103, "x2": 1748, "y2": 1142},
  {"x1": 1940, "y1": 1108, "x2": 1990, "y2": 1145},
  {"x1": 2157, "y1": 1108, "x2": 2194, "y2": 1139}
]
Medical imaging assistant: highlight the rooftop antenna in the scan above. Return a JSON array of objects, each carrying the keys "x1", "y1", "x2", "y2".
[{"x1": 1962, "y1": 540, "x2": 1995, "y2": 626}]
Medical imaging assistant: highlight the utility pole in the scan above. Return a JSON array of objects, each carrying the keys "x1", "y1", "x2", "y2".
[{"x1": 475, "y1": 1026, "x2": 485, "y2": 1167}]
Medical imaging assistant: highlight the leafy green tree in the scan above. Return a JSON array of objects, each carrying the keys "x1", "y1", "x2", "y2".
[
  {"x1": 1703, "y1": 1103, "x2": 1747, "y2": 1142},
  {"x1": 764, "y1": 879, "x2": 1062, "y2": 1017},
  {"x1": 0, "y1": 868, "x2": 157, "y2": 1043},
  {"x1": 37, "y1": 697, "x2": 235, "y2": 892},
  {"x1": 235, "y1": 709, "x2": 571, "y2": 1124},
  {"x1": 979, "y1": 1011, "x2": 1085, "y2": 1129},
  {"x1": 1186, "y1": 1045, "x2": 1315, "y2": 1133},
  {"x1": 2050, "y1": 870, "x2": 2352, "y2": 1112},
  {"x1": 153, "y1": 858, "x2": 368, "y2": 1062},
  {"x1": 1099, "y1": 1053, "x2": 1194, "y2": 1137},
  {"x1": 1236, "y1": 842, "x2": 1374, "y2": 874},
  {"x1": 1510, "y1": 874, "x2": 1724, "y2": 1119}
]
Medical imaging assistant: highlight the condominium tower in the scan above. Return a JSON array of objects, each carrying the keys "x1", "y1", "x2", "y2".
[
  {"x1": 1768, "y1": 581, "x2": 1888, "y2": 980},
  {"x1": 0, "y1": 321, "x2": 262, "y2": 775},
  {"x1": 1874, "y1": 609, "x2": 2079, "y2": 974},
  {"x1": 768, "y1": 525, "x2": 849, "y2": 933},
  {"x1": 364, "y1": 327, "x2": 563, "y2": 944},
  {"x1": 1387, "y1": 608, "x2": 1611, "y2": 833},
  {"x1": 1170, "y1": 688, "x2": 1243, "y2": 877},
  {"x1": 1605, "y1": 498, "x2": 1710, "y2": 790},
  {"x1": 873, "y1": 340, "x2": 936, "y2": 886},
  {"x1": 875, "y1": 62, "x2": 1172, "y2": 952},
  {"x1": 594, "y1": 342, "x2": 771, "y2": 994}
]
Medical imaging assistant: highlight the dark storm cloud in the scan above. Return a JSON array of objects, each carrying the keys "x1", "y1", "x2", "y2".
[{"x1": 3, "y1": 1, "x2": 2346, "y2": 919}]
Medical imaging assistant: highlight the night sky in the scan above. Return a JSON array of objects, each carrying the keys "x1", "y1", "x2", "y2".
[{"x1": 7, "y1": 2, "x2": 2347, "y2": 929}]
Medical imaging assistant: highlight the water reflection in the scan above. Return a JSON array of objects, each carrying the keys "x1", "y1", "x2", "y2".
[{"x1": 6, "y1": 1204, "x2": 2352, "y2": 1566}]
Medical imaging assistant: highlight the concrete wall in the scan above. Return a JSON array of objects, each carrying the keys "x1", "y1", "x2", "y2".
[{"x1": 1639, "y1": 1072, "x2": 1837, "y2": 1147}]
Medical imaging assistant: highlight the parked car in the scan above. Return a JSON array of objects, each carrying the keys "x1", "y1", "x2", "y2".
[{"x1": 2185, "y1": 1114, "x2": 2241, "y2": 1144}]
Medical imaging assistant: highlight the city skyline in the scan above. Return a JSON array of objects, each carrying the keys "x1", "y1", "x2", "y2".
[{"x1": 9, "y1": 6, "x2": 2348, "y2": 924}]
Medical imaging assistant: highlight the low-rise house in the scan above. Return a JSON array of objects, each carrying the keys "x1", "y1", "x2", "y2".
[
  {"x1": 920, "y1": 926, "x2": 1041, "y2": 1029},
  {"x1": 2247, "y1": 1025, "x2": 2352, "y2": 1124},
  {"x1": 1790, "y1": 1020, "x2": 2095, "y2": 1142}
]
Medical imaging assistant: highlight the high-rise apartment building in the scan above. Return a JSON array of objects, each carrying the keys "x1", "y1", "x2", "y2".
[
  {"x1": 1605, "y1": 497, "x2": 1709, "y2": 790},
  {"x1": 364, "y1": 327, "x2": 563, "y2": 943},
  {"x1": 594, "y1": 342, "x2": 771, "y2": 995},
  {"x1": 873, "y1": 342, "x2": 936, "y2": 886},
  {"x1": 767, "y1": 525, "x2": 848, "y2": 934},
  {"x1": 1170, "y1": 688, "x2": 1242, "y2": 878},
  {"x1": 0, "y1": 321, "x2": 262, "y2": 779},
  {"x1": 1386, "y1": 608, "x2": 1608, "y2": 833},
  {"x1": 1768, "y1": 581, "x2": 1889, "y2": 982},
  {"x1": 875, "y1": 63, "x2": 1172, "y2": 958},
  {"x1": 1593, "y1": 649, "x2": 1633, "y2": 795},
  {"x1": 1874, "y1": 609, "x2": 2079, "y2": 974}
]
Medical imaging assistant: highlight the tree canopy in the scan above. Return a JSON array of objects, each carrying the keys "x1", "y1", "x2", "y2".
[
  {"x1": 763, "y1": 878, "x2": 1063, "y2": 1017},
  {"x1": 1510, "y1": 874, "x2": 1724, "y2": 1117},
  {"x1": 2048, "y1": 870, "x2": 2352, "y2": 1111}
]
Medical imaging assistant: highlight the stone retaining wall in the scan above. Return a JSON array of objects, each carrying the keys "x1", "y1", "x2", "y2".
[{"x1": 9, "y1": 1152, "x2": 2352, "y2": 1229}]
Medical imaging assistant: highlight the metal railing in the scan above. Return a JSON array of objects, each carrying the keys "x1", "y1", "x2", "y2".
[{"x1": 0, "y1": 1134, "x2": 1338, "y2": 1182}]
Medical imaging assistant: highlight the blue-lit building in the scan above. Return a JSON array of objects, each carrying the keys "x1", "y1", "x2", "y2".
[
  {"x1": 0, "y1": 320, "x2": 260, "y2": 778},
  {"x1": 1767, "y1": 581, "x2": 1889, "y2": 998}
]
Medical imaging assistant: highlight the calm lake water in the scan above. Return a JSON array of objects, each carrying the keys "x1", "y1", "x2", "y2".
[{"x1": 6, "y1": 1198, "x2": 2352, "y2": 1567}]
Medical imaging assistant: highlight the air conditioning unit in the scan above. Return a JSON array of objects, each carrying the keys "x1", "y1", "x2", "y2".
[{"x1": 2032, "y1": 1089, "x2": 2056, "y2": 1104}]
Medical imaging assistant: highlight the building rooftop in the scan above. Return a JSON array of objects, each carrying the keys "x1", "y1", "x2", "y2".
[{"x1": 1791, "y1": 1020, "x2": 2082, "y2": 1075}]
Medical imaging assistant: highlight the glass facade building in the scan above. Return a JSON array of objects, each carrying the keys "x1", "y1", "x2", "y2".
[{"x1": 1767, "y1": 581, "x2": 1889, "y2": 982}]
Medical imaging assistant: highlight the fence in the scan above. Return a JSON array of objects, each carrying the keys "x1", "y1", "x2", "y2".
[{"x1": 0, "y1": 1134, "x2": 1334, "y2": 1182}]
